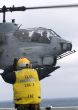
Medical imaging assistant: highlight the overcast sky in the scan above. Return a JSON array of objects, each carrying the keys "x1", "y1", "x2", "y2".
[{"x1": 0, "y1": 0, "x2": 78, "y2": 101}]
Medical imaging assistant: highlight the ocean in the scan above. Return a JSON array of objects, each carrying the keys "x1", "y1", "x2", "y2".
[{"x1": 0, "y1": 98, "x2": 78, "y2": 108}]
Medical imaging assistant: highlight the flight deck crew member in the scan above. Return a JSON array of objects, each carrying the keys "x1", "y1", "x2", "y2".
[
  {"x1": 0, "y1": 58, "x2": 60, "y2": 110},
  {"x1": 1, "y1": 58, "x2": 41, "y2": 110}
]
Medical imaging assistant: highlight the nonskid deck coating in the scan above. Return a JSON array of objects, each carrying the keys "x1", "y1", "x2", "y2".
[{"x1": 1, "y1": 106, "x2": 78, "y2": 110}]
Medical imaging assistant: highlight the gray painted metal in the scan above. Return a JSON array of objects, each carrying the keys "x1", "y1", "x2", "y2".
[{"x1": 0, "y1": 26, "x2": 73, "y2": 68}]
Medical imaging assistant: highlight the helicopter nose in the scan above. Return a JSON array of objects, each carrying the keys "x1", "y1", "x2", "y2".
[
  {"x1": 60, "y1": 42, "x2": 72, "y2": 51},
  {"x1": 67, "y1": 43, "x2": 72, "y2": 51}
]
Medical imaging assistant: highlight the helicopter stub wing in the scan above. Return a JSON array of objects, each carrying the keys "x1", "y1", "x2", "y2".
[
  {"x1": 34, "y1": 65, "x2": 60, "y2": 80},
  {"x1": 1, "y1": 59, "x2": 60, "y2": 81},
  {"x1": 1, "y1": 64, "x2": 57, "y2": 81}
]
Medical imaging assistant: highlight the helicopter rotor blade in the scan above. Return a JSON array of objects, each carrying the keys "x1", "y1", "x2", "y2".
[
  {"x1": 0, "y1": 4, "x2": 78, "y2": 23},
  {"x1": 26, "y1": 4, "x2": 78, "y2": 10},
  {"x1": 0, "y1": 4, "x2": 78, "y2": 13}
]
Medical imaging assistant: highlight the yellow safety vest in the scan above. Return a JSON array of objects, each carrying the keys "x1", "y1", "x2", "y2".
[{"x1": 13, "y1": 68, "x2": 41, "y2": 104}]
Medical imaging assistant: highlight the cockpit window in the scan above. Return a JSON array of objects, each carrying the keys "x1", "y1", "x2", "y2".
[
  {"x1": 14, "y1": 30, "x2": 31, "y2": 42},
  {"x1": 14, "y1": 27, "x2": 61, "y2": 43},
  {"x1": 14, "y1": 29, "x2": 51, "y2": 44},
  {"x1": 50, "y1": 29, "x2": 61, "y2": 38},
  {"x1": 31, "y1": 31, "x2": 51, "y2": 43}
]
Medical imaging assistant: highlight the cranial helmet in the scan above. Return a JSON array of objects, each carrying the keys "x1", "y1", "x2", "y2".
[
  {"x1": 42, "y1": 31, "x2": 47, "y2": 36},
  {"x1": 17, "y1": 57, "x2": 30, "y2": 68}
]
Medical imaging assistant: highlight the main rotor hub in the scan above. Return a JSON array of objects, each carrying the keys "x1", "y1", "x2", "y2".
[{"x1": 0, "y1": 5, "x2": 26, "y2": 23}]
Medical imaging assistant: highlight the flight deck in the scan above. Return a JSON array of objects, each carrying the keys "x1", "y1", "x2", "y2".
[{"x1": 0, "y1": 106, "x2": 78, "y2": 110}]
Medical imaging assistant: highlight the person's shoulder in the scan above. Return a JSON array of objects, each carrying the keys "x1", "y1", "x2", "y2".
[
  {"x1": 30, "y1": 68, "x2": 37, "y2": 73},
  {"x1": 31, "y1": 68, "x2": 36, "y2": 71}
]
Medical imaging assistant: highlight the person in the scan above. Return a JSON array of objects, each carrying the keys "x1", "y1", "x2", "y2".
[
  {"x1": 0, "y1": 57, "x2": 60, "y2": 110},
  {"x1": 1, "y1": 57, "x2": 41, "y2": 110},
  {"x1": 31, "y1": 32, "x2": 41, "y2": 42},
  {"x1": 39, "y1": 31, "x2": 50, "y2": 43}
]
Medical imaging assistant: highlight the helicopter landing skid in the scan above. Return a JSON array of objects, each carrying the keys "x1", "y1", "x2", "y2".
[{"x1": 57, "y1": 50, "x2": 76, "y2": 60}]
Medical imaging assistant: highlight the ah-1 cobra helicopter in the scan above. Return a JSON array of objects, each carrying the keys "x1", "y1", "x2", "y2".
[{"x1": 0, "y1": 4, "x2": 76, "y2": 71}]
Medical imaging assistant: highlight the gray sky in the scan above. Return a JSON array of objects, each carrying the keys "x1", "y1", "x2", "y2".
[{"x1": 0, "y1": 0, "x2": 78, "y2": 101}]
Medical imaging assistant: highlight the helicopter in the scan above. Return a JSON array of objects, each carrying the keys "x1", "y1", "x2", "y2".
[{"x1": 0, "y1": 4, "x2": 76, "y2": 70}]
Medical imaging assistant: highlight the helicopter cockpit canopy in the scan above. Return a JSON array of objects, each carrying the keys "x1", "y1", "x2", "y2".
[{"x1": 14, "y1": 27, "x2": 61, "y2": 44}]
